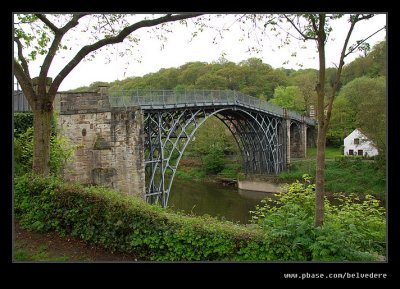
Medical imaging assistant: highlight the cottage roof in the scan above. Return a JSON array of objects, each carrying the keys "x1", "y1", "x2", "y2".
[{"x1": 344, "y1": 128, "x2": 377, "y2": 147}]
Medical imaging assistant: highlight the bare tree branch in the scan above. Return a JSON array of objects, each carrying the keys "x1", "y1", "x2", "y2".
[
  {"x1": 48, "y1": 13, "x2": 203, "y2": 97},
  {"x1": 358, "y1": 14, "x2": 375, "y2": 21},
  {"x1": 14, "y1": 20, "x2": 36, "y2": 25},
  {"x1": 38, "y1": 13, "x2": 89, "y2": 95},
  {"x1": 325, "y1": 14, "x2": 380, "y2": 127},
  {"x1": 102, "y1": 14, "x2": 116, "y2": 34},
  {"x1": 34, "y1": 14, "x2": 59, "y2": 33},
  {"x1": 14, "y1": 36, "x2": 30, "y2": 78},
  {"x1": 345, "y1": 25, "x2": 386, "y2": 57},
  {"x1": 275, "y1": 22, "x2": 305, "y2": 41},
  {"x1": 13, "y1": 59, "x2": 36, "y2": 105},
  {"x1": 325, "y1": 14, "x2": 358, "y2": 129},
  {"x1": 284, "y1": 14, "x2": 317, "y2": 40},
  {"x1": 310, "y1": 15, "x2": 318, "y2": 34},
  {"x1": 60, "y1": 13, "x2": 90, "y2": 33}
]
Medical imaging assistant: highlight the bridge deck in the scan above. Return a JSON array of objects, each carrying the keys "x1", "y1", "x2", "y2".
[{"x1": 108, "y1": 89, "x2": 316, "y2": 126}]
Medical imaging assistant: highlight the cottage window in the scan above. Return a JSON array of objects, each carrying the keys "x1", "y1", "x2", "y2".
[
  {"x1": 349, "y1": 149, "x2": 354, "y2": 155},
  {"x1": 358, "y1": 150, "x2": 363, "y2": 156},
  {"x1": 354, "y1": 138, "x2": 360, "y2": 145}
]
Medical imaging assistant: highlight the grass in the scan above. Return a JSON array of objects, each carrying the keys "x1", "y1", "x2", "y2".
[
  {"x1": 14, "y1": 249, "x2": 30, "y2": 261},
  {"x1": 217, "y1": 163, "x2": 242, "y2": 179},
  {"x1": 176, "y1": 146, "x2": 385, "y2": 198},
  {"x1": 14, "y1": 244, "x2": 70, "y2": 262},
  {"x1": 278, "y1": 157, "x2": 386, "y2": 198},
  {"x1": 306, "y1": 146, "x2": 343, "y2": 159},
  {"x1": 175, "y1": 156, "x2": 242, "y2": 180},
  {"x1": 175, "y1": 166, "x2": 206, "y2": 180}
]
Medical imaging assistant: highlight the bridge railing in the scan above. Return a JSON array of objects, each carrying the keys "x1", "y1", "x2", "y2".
[
  {"x1": 109, "y1": 89, "x2": 237, "y2": 107},
  {"x1": 108, "y1": 89, "x2": 315, "y2": 125},
  {"x1": 234, "y1": 91, "x2": 284, "y2": 117}
]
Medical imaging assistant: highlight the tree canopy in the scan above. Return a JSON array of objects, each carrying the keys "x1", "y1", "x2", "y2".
[{"x1": 14, "y1": 13, "x2": 204, "y2": 175}]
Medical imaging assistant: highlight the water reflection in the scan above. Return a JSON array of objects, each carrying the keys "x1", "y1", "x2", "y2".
[
  {"x1": 238, "y1": 188, "x2": 277, "y2": 200},
  {"x1": 168, "y1": 178, "x2": 275, "y2": 224},
  {"x1": 168, "y1": 178, "x2": 385, "y2": 224}
]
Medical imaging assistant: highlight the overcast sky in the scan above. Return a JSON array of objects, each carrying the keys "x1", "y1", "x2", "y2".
[{"x1": 16, "y1": 14, "x2": 387, "y2": 91}]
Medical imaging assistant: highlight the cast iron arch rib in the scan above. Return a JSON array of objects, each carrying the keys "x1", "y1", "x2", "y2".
[
  {"x1": 143, "y1": 107, "x2": 286, "y2": 207},
  {"x1": 108, "y1": 89, "x2": 314, "y2": 207}
]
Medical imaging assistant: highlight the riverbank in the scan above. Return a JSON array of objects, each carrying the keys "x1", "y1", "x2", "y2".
[
  {"x1": 14, "y1": 174, "x2": 273, "y2": 261},
  {"x1": 14, "y1": 222, "x2": 139, "y2": 261},
  {"x1": 237, "y1": 179, "x2": 285, "y2": 193},
  {"x1": 277, "y1": 158, "x2": 385, "y2": 198},
  {"x1": 169, "y1": 177, "x2": 266, "y2": 224},
  {"x1": 176, "y1": 152, "x2": 386, "y2": 199},
  {"x1": 14, "y1": 174, "x2": 385, "y2": 262}
]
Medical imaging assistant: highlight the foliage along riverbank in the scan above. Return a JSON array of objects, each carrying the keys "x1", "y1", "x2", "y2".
[
  {"x1": 14, "y1": 174, "x2": 385, "y2": 261},
  {"x1": 14, "y1": 112, "x2": 385, "y2": 199},
  {"x1": 175, "y1": 151, "x2": 386, "y2": 199},
  {"x1": 277, "y1": 157, "x2": 386, "y2": 198}
]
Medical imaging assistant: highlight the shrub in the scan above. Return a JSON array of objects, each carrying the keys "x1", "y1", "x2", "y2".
[
  {"x1": 14, "y1": 174, "x2": 274, "y2": 261},
  {"x1": 277, "y1": 158, "x2": 385, "y2": 197},
  {"x1": 14, "y1": 112, "x2": 58, "y2": 137},
  {"x1": 203, "y1": 145, "x2": 225, "y2": 175},
  {"x1": 13, "y1": 126, "x2": 74, "y2": 176},
  {"x1": 250, "y1": 176, "x2": 386, "y2": 261},
  {"x1": 15, "y1": 174, "x2": 385, "y2": 261},
  {"x1": 14, "y1": 128, "x2": 34, "y2": 176},
  {"x1": 49, "y1": 133, "x2": 75, "y2": 175},
  {"x1": 13, "y1": 113, "x2": 33, "y2": 136}
]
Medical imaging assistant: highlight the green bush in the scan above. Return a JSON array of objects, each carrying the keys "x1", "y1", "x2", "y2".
[
  {"x1": 14, "y1": 128, "x2": 34, "y2": 176},
  {"x1": 174, "y1": 168, "x2": 206, "y2": 180},
  {"x1": 203, "y1": 145, "x2": 225, "y2": 175},
  {"x1": 14, "y1": 126, "x2": 74, "y2": 176},
  {"x1": 277, "y1": 158, "x2": 386, "y2": 197},
  {"x1": 13, "y1": 113, "x2": 33, "y2": 136},
  {"x1": 250, "y1": 176, "x2": 386, "y2": 261},
  {"x1": 49, "y1": 133, "x2": 75, "y2": 175},
  {"x1": 14, "y1": 174, "x2": 275, "y2": 261},
  {"x1": 14, "y1": 112, "x2": 58, "y2": 137}
]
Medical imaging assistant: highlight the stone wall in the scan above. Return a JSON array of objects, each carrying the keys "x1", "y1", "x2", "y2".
[
  {"x1": 109, "y1": 107, "x2": 145, "y2": 196},
  {"x1": 58, "y1": 91, "x2": 145, "y2": 198},
  {"x1": 238, "y1": 180, "x2": 287, "y2": 193},
  {"x1": 307, "y1": 126, "x2": 317, "y2": 148},
  {"x1": 289, "y1": 123, "x2": 305, "y2": 159}
]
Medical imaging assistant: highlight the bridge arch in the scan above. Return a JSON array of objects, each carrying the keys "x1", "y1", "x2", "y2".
[
  {"x1": 50, "y1": 88, "x2": 315, "y2": 207},
  {"x1": 144, "y1": 107, "x2": 286, "y2": 207},
  {"x1": 306, "y1": 125, "x2": 316, "y2": 148}
]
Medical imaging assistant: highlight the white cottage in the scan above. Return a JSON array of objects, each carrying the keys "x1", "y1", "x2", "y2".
[{"x1": 343, "y1": 128, "x2": 378, "y2": 157}]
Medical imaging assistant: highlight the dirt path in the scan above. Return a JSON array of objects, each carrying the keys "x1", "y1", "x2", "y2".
[{"x1": 14, "y1": 222, "x2": 141, "y2": 262}]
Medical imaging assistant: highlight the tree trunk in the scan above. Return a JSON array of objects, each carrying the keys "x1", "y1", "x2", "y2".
[
  {"x1": 32, "y1": 101, "x2": 53, "y2": 176},
  {"x1": 315, "y1": 124, "x2": 327, "y2": 226},
  {"x1": 315, "y1": 14, "x2": 327, "y2": 227}
]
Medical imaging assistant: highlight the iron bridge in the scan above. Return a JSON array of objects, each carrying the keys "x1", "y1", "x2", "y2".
[{"x1": 108, "y1": 89, "x2": 316, "y2": 207}]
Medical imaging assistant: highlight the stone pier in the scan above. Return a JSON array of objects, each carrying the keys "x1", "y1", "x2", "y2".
[{"x1": 58, "y1": 89, "x2": 145, "y2": 198}]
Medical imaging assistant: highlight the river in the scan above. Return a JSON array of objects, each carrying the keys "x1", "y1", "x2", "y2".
[
  {"x1": 167, "y1": 177, "x2": 385, "y2": 224},
  {"x1": 168, "y1": 178, "x2": 275, "y2": 224}
]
